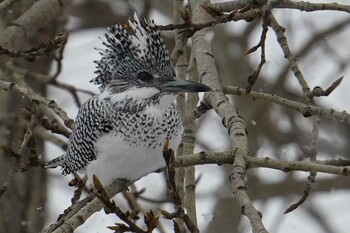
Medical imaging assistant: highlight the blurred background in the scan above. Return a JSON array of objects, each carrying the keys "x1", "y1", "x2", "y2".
[{"x1": 1, "y1": 0, "x2": 350, "y2": 232}]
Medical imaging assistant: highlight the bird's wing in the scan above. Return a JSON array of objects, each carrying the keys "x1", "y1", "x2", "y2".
[{"x1": 60, "y1": 97, "x2": 113, "y2": 175}]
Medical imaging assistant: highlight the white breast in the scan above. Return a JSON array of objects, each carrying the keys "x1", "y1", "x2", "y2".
[
  {"x1": 84, "y1": 93, "x2": 183, "y2": 186},
  {"x1": 86, "y1": 127, "x2": 182, "y2": 186}
]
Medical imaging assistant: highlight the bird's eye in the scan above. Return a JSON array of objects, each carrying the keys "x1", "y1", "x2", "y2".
[{"x1": 137, "y1": 71, "x2": 153, "y2": 82}]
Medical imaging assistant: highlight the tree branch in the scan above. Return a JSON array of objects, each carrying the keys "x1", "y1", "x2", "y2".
[
  {"x1": 223, "y1": 84, "x2": 350, "y2": 125},
  {"x1": 0, "y1": 80, "x2": 74, "y2": 129},
  {"x1": 189, "y1": 0, "x2": 267, "y2": 232}
]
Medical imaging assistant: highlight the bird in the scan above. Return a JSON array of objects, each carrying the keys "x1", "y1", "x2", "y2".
[{"x1": 45, "y1": 13, "x2": 211, "y2": 187}]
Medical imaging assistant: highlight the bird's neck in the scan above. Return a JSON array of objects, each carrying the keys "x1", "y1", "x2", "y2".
[
  {"x1": 98, "y1": 89, "x2": 178, "y2": 114},
  {"x1": 143, "y1": 94, "x2": 178, "y2": 116}
]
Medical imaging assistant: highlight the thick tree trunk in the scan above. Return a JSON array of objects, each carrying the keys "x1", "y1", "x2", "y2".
[{"x1": 0, "y1": 1, "x2": 69, "y2": 232}]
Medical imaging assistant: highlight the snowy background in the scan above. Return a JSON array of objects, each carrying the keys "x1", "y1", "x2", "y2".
[{"x1": 44, "y1": 1, "x2": 350, "y2": 232}]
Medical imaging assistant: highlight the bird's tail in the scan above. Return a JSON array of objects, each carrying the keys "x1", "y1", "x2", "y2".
[{"x1": 44, "y1": 155, "x2": 65, "y2": 168}]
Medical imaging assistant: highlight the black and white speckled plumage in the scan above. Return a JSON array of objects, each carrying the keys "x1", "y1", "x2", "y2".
[
  {"x1": 91, "y1": 13, "x2": 174, "y2": 93},
  {"x1": 60, "y1": 98, "x2": 112, "y2": 175},
  {"x1": 45, "y1": 14, "x2": 184, "y2": 185},
  {"x1": 61, "y1": 95, "x2": 182, "y2": 176},
  {"x1": 46, "y1": 14, "x2": 210, "y2": 185}
]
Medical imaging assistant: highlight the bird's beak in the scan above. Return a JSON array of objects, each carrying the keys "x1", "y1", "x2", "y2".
[{"x1": 162, "y1": 79, "x2": 212, "y2": 93}]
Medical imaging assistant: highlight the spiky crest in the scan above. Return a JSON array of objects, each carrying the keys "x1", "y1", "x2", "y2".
[{"x1": 91, "y1": 13, "x2": 173, "y2": 92}]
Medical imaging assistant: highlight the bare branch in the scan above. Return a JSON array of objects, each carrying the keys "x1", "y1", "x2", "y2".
[
  {"x1": 0, "y1": 32, "x2": 67, "y2": 61},
  {"x1": 158, "y1": 8, "x2": 262, "y2": 31},
  {"x1": 269, "y1": 14, "x2": 311, "y2": 96},
  {"x1": 93, "y1": 175, "x2": 150, "y2": 233},
  {"x1": 307, "y1": 77, "x2": 344, "y2": 98},
  {"x1": 245, "y1": 7, "x2": 269, "y2": 93},
  {"x1": 210, "y1": 0, "x2": 350, "y2": 14},
  {"x1": 0, "y1": 0, "x2": 72, "y2": 65},
  {"x1": 189, "y1": 0, "x2": 267, "y2": 232},
  {"x1": 223, "y1": 84, "x2": 350, "y2": 124},
  {"x1": 43, "y1": 179, "x2": 131, "y2": 233},
  {"x1": 0, "y1": 80, "x2": 74, "y2": 129},
  {"x1": 162, "y1": 143, "x2": 200, "y2": 233},
  {"x1": 174, "y1": 151, "x2": 350, "y2": 175}
]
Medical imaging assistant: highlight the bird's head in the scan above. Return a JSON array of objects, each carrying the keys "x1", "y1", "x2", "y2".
[{"x1": 92, "y1": 13, "x2": 210, "y2": 106}]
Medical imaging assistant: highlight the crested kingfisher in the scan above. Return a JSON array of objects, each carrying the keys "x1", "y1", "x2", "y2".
[{"x1": 45, "y1": 14, "x2": 211, "y2": 186}]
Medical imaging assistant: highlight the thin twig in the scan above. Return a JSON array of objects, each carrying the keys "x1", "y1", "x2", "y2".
[
  {"x1": 210, "y1": 0, "x2": 350, "y2": 14},
  {"x1": 0, "y1": 32, "x2": 68, "y2": 61},
  {"x1": 223, "y1": 84, "x2": 350, "y2": 124},
  {"x1": 284, "y1": 115, "x2": 320, "y2": 214},
  {"x1": 43, "y1": 179, "x2": 131, "y2": 233},
  {"x1": 307, "y1": 77, "x2": 344, "y2": 98},
  {"x1": 162, "y1": 141, "x2": 200, "y2": 233},
  {"x1": 0, "y1": 80, "x2": 74, "y2": 129},
  {"x1": 245, "y1": 7, "x2": 269, "y2": 93},
  {"x1": 0, "y1": 101, "x2": 43, "y2": 197},
  {"x1": 158, "y1": 8, "x2": 262, "y2": 31},
  {"x1": 93, "y1": 175, "x2": 150, "y2": 233},
  {"x1": 269, "y1": 14, "x2": 311, "y2": 95}
]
